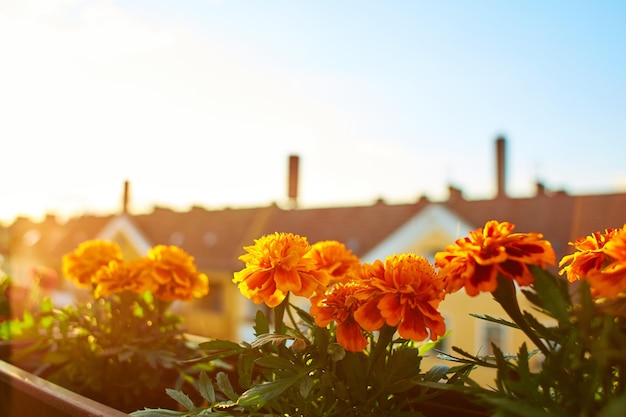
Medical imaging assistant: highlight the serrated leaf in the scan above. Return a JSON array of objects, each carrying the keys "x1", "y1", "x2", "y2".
[
  {"x1": 236, "y1": 351, "x2": 256, "y2": 389},
  {"x1": 255, "y1": 355, "x2": 299, "y2": 371},
  {"x1": 21, "y1": 310, "x2": 35, "y2": 328},
  {"x1": 338, "y1": 351, "x2": 368, "y2": 403},
  {"x1": 198, "y1": 371, "x2": 216, "y2": 404},
  {"x1": 418, "y1": 330, "x2": 451, "y2": 356},
  {"x1": 470, "y1": 313, "x2": 519, "y2": 329},
  {"x1": 254, "y1": 309, "x2": 270, "y2": 336},
  {"x1": 199, "y1": 339, "x2": 245, "y2": 351},
  {"x1": 216, "y1": 371, "x2": 239, "y2": 401},
  {"x1": 290, "y1": 303, "x2": 316, "y2": 327},
  {"x1": 237, "y1": 374, "x2": 302, "y2": 408},
  {"x1": 527, "y1": 266, "x2": 570, "y2": 325},
  {"x1": 251, "y1": 333, "x2": 293, "y2": 349},
  {"x1": 387, "y1": 348, "x2": 421, "y2": 380},
  {"x1": 40, "y1": 297, "x2": 54, "y2": 313},
  {"x1": 165, "y1": 388, "x2": 196, "y2": 411},
  {"x1": 424, "y1": 365, "x2": 449, "y2": 382},
  {"x1": 299, "y1": 375, "x2": 313, "y2": 398}
]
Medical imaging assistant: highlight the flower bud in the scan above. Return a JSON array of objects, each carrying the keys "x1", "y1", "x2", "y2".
[
  {"x1": 327, "y1": 342, "x2": 346, "y2": 361},
  {"x1": 291, "y1": 338, "x2": 307, "y2": 353}
]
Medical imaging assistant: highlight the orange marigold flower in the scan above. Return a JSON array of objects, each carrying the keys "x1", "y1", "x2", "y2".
[
  {"x1": 93, "y1": 258, "x2": 154, "y2": 298},
  {"x1": 310, "y1": 281, "x2": 370, "y2": 352},
  {"x1": 233, "y1": 233, "x2": 330, "y2": 307},
  {"x1": 146, "y1": 245, "x2": 209, "y2": 301},
  {"x1": 558, "y1": 227, "x2": 618, "y2": 282},
  {"x1": 354, "y1": 254, "x2": 446, "y2": 342},
  {"x1": 308, "y1": 240, "x2": 361, "y2": 285},
  {"x1": 570, "y1": 225, "x2": 626, "y2": 299},
  {"x1": 62, "y1": 240, "x2": 123, "y2": 288},
  {"x1": 604, "y1": 225, "x2": 626, "y2": 261},
  {"x1": 435, "y1": 220, "x2": 556, "y2": 296}
]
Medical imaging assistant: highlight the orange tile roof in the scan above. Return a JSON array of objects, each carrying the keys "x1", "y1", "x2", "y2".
[
  {"x1": 446, "y1": 192, "x2": 626, "y2": 258},
  {"x1": 6, "y1": 191, "x2": 625, "y2": 272}
]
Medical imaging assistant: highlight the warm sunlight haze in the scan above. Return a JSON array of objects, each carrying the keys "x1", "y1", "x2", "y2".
[{"x1": 2, "y1": 0, "x2": 625, "y2": 225}]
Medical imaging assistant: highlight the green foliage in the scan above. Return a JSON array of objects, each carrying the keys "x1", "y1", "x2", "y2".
[
  {"x1": 448, "y1": 266, "x2": 626, "y2": 417},
  {"x1": 0, "y1": 276, "x2": 11, "y2": 359},
  {"x1": 2, "y1": 290, "x2": 213, "y2": 413},
  {"x1": 133, "y1": 302, "x2": 466, "y2": 417}
]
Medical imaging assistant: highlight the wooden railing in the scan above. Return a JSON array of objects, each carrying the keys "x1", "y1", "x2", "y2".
[{"x1": 0, "y1": 359, "x2": 129, "y2": 417}]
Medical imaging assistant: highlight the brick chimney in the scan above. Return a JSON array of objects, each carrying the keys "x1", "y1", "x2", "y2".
[
  {"x1": 496, "y1": 136, "x2": 506, "y2": 198},
  {"x1": 122, "y1": 180, "x2": 130, "y2": 214},
  {"x1": 536, "y1": 181, "x2": 546, "y2": 196},
  {"x1": 287, "y1": 155, "x2": 299, "y2": 209},
  {"x1": 448, "y1": 184, "x2": 464, "y2": 202}
]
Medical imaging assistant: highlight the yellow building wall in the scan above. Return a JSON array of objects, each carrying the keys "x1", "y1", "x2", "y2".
[
  {"x1": 110, "y1": 231, "x2": 144, "y2": 260},
  {"x1": 423, "y1": 287, "x2": 551, "y2": 386},
  {"x1": 406, "y1": 229, "x2": 455, "y2": 261},
  {"x1": 401, "y1": 225, "x2": 550, "y2": 386},
  {"x1": 176, "y1": 269, "x2": 245, "y2": 341}
]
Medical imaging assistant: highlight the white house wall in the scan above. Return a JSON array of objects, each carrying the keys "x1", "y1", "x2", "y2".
[{"x1": 362, "y1": 204, "x2": 475, "y2": 263}]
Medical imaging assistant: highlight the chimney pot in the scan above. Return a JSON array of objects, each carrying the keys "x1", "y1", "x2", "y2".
[
  {"x1": 496, "y1": 136, "x2": 506, "y2": 198},
  {"x1": 287, "y1": 155, "x2": 299, "y2": 209},
  {"x1": 448, "y1": 185, "x2": 464, "y2": 201},
  {"x1": 123, "y1": 180, "x2": 130, "y2": 214},
  {"x1": 536, "y1": 181, "x2": 546, "y2": 196}
]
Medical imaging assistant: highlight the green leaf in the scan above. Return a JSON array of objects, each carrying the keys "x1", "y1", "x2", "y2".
[
  {"x1": 198, "y1": 372, "x2": 216, "y2": 404},
  {"x1": 165, "y1": 388, "x2": 196, "y2": 411},
  {"x1": 199, "y1": 339, "x2": 245, "y2": 351},
  {"x1": 338, "y1": 351, "x2": 368, "y2": 403},
  {"x1": 255, "y1": 355, "x2": 299, "y2": 371},
  {"x1": 290, "y1": 303, "x2": 317, "y2": 328},
  {"x1": 236, "y1": 351, "x2": 256, "y2": 389},
  {"x1": 382, "y1": 347, "x2": 424, "y2": 394},
  {"x1": 21, "y1": 310, "x2": 35, "y2": 328},
  {"x1": 597, "y1": 393, "x2": 626, "y2": 417},
  {"x1": 39, "y1": 297, "x2": 54, "y2": 313},
  {"x1": 418, "y1": 330, "x2": 451, "y2": 355},
  {"x1": 130, "y1": 408, "x2": 190, "y2": 417},
  {"x1": 424, "y1": 365, "x2": 449, "y2": 382},
  {"x1": 387, "y1": 347, "x2": 421, "y2": 379},
  {"x1": 470, "y1": 313, "x2": 519, "y2": 329},
  {"x1": 299, "y1": 375, "x2": 314, "y2": 398},
  {"x1": 216, "y1": 371, "x2": 239, "y2": 401},
  {"x1": 251, "y1": 333, "x2": 293, "y2": 349},
  {"x1": 237, "y1": 374, "x2": 302, "y2": 408},
  {"x1": 527, "y1": 266, "x2": 571, "y2": 326},
  {"x1": 327, "y1": 342, "x2": 346, "y2": 362},
  {"x1": 254, "y1": 309, "x2": 270, "y2": 336}
]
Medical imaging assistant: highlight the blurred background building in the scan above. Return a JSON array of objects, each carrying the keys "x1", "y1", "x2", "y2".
[{"x1": 1, "y1": 138, "x2": 624, "y2": 366}]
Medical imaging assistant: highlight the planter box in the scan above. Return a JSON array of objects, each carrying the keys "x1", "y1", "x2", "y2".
[{"x1": 0, "y1": 359, "x2": 129, "y2": 417}]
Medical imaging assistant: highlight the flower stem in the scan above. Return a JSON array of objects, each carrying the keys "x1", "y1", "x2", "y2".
[
  {"x1": 273, "y1": 295, "x2": 288, "y2": 334},
  {"x1": 492, "y1": 274, "x2": 550, "y2": 357},
  {"x1": 367, "y1": 324, "x2": 395, "y2": 378},
  {"x1": 286, "y1": 302, "x2": 307, "y2": 339}
]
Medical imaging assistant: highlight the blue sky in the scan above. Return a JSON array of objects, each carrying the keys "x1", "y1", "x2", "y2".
[{"x1": 1, "y1": 0, "x2": 625, "y2": 224}]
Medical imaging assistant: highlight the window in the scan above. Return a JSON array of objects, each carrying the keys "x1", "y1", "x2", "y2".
[
  {"x1": 479, "y1": 322, "x2": 505, "y2": 357},
  {"x1": 197, "y1": 281, "x2": 224, "y2": 313}
]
